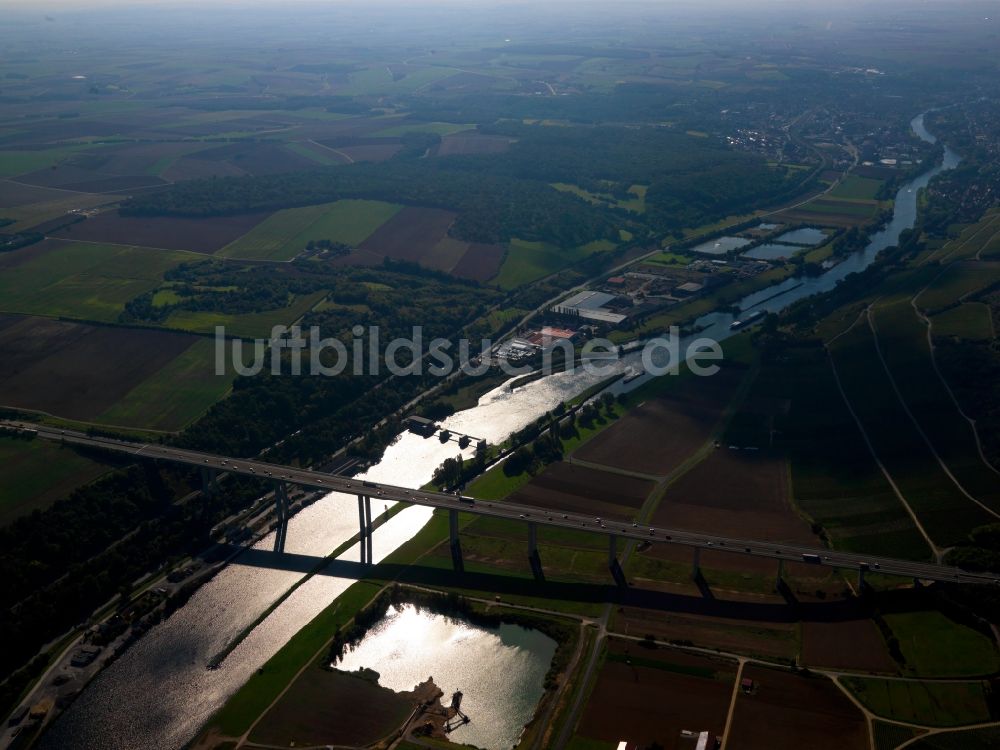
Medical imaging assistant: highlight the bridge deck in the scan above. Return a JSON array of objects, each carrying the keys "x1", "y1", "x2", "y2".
[{"x1": 7, "y1": 421, "x2": 997, "y2": 586}]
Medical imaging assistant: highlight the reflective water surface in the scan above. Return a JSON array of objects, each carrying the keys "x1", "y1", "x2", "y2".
[
  {"x1": 40, "y1": 112, "x2": 956, "y2": 749},
  {"x1": 336, "y1": 604, "x2": 557, "y2": 749}
]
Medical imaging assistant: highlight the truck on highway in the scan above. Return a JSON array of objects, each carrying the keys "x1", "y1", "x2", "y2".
[{"x1": 801, "y1": 553, "x2": 822, "y2": 564}]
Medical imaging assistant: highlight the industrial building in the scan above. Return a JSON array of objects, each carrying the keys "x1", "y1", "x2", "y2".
[{"x1": 551, "y1": 290, "x2": 628, "y2": 325}]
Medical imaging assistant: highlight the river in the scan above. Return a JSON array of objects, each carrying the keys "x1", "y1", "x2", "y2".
[{"x1": 38, "y1": 112, "x2": 956, "y2": 750}]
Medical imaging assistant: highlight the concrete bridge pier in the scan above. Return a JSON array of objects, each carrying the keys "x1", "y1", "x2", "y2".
[
  {"x1": 363, "y1": 494, "x2": 373, "y2": 564},
  {"x1": 608, "y1": 534, "x2": 626, "y2": 587},
  {"x1": 357, "y1": 495, "x2": 369, "y2": 565},
  {"x1": 200, "y1": 467, "x2": 217, "y2": 497},
  {"x1": 692, "y1": 547, "x2": 702, "y2": 581},
  {"x1": 528, "y1": 522, "x2": 544, "y2": 581},
  {"x1": 775, "y1": 558, "x2": 785, "y2": 592},
  {"x1": 449, "y1": 508, "x2": 464, "y2": 573},
  {"x1": 273, "y1": 481, "x2": 289, "y2": 553}
]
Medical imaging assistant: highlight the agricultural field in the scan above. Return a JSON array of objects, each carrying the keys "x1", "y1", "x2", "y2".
[
  {"x1": 870, "y1": 300, "x2": 1000, "y2": 511},
  {"x1": 612, "y1": 607, "x2": 799, "y2": 661},
  {"x1": 916, "y1": 262, "x2": 1000, "y2": 313},
  {"x1": 491, "y1": 238, "x2": 617, "y2": 289},
  {"x1": 0, "y1": 313, "x2": 203, "y2": 422},
  {"x1": 643, "y1": 450, "x2": 821, "y2": 578},
  {"x1": 800, "y1": 619, "x2": 897, "y2": 673},
  {"x1": 164, "y1": 289, "x2": 328, "y2": 338},
  {"x1": 355, "y1": 206, "x2": 457, "y2": 266},
  {"x1": 0, "y1": 240, "x2": 186, "y2": 322},
  {"x1": 218, "y1": 200, "x2": 402, "y2": 261},
  {"x1": 908, "y1": 727, "x2": 1000, "y2": 749},
  {"x1": 882, "y1": 610, "x2": 1000, "y2": 678},
  {"x1": 843, "y1": 676, "x2": 993, "y2": 727},
  {"x1": 573, "y1": 365, "x2": 746, "y2": 477},
  {"x1": 760, "y1": 345, "x2": 932, "y2": 561},
  {"x1": 248, "y1": 669, "x2": 414, "y2": 747},
  {"x1": 0, "y1": 436, "x2": 113, "y2": 527},
  {"x1": 575, "y1": 640, "x2": 737, "y2": 748},
  {"x1": 96, "y1": 338, "x2": 234, "y2": 431},
  {"x1": 828, "y1": 175, "x2": 884, "y2": 201},
  {"x1": 828, "y1": 321, "x2": 995, "y2": 547},
  {"x1": 51, "y1": 210, "x2": 270, "y2": 254},
  {"x1": 727, "y1": 664, "x2": 869, "y2": 750},
  {"x1": 507, "y1": 462, "x2": 654, "y2": 521},
  {"x1": 931, "y1": 303, "x2": 994, "y2": 340}
]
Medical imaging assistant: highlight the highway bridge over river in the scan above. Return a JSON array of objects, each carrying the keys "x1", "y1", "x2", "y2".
[{"x1": 9, "y1": 421, "x2": 999, "y2": 590}]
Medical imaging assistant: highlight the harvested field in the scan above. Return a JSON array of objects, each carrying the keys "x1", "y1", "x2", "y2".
[
  {"x1": 508, "y1": 461, "x2": 654, "y2": 520},
  {"x1": 577, "y1": 639, "x2": 736, "y2": 749},
  {"x1": 359, "y1": 206, "x2": 456, "y2": 264},
  {"x1": 451, "y1": 242, "x2": 505, "y2": 281},
  {"x1": 436, "y1": 133, "x2": 512, "y2": 156},
  {"x1": 0, "y1": 314, "x2": 198, "y2": 421},
  {"x1": 55, "y1": 175, "x2": 167, "y2": 193},
  {"x1": 421, "y1": 237, "x2": 471, "y2": 273},
  {"x1": 727, "y1": 664, "x2": 868, "y2": 750},
  {"x1": 651, "y1": 451, "x2": 812, "y2": 542},
  {"x1": 51, "y1": 210, "x2": 270, "y2": 253},
  {"x1": 615, "y1": 606, "x2": 799, "y2": 660},
  {"x1": 0, "y1": 180, "x2": 69, "y2": 208},
  {"x1": 574, "y1": 366, "x2": 745, "y2": 476},
  {"x1": 800, "y1": 619, "x2": 897, "y2": 673},
  {"x1": 13, "y1": 164, "x2": 104, "y2": 189}
]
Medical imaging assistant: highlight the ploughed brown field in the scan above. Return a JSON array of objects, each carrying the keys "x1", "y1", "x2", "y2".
[
  {"x1": 508, "y1": 461, "x2": 654, "y2": 520},
  {"x1": 0, "y1": 180, "x2": 75, "y2": 207},
  {"x1": 644, "y1": 450, "x2": 819, "y2": 574},
  {"x1": 51, "y1": 210, "x2": 270, "y2": 253},
  {"x1": 359, "y1": 206, "x2": 457, "y2": 263},
  {"x1": 450, "y1": 242, "x2": 505, "y2": 281},
  {"x1": 574, "y1": 366, "x2": 746, "y2": 477},
  {"x1": 801, "y1": 619, "x2": 898, "y2": 673},
  {"x1": 577, "y1": 639, "x2": 736, "y2": 749},
  {"x1": 727, "y1": 664, "x2": 868, "y2": 750},
  {"x1": 615, "y1": 606, "x2": 799, "y2": 661},
  {"x1": 0, "y1": 313, "x2": 198, "y2": 420}
]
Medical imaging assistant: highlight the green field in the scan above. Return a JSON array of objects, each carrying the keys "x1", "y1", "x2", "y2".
[
  {"x1": 0, "y1": 437, "x2": 111, "y2": 527},
  {"x1": 917, "y1": 263, "x2": 1000, "y2": 313},
  {"x1": 829, "y1": 321, "x2": 996, "y2": 546},
  {"x1": 844, "y1": 676, "x2": 992, "y2": 727},
  {"x1": 871, "y1": 300, "x2": 1000, "y2": 512},
  {"x1": 219, "y1": 200, "x2": 401, "y2": 261},
  {"x1": 372, "y1": 121, "x2": 474, "y2": 137},
  {"x1": 0, "y1": 241, "x2": 187, "y2": 322},
  {"x1": 165, "y1": 290, "x2": 328, "y2": 338},
  {"x1": 492, "y1": 238, "x2": 616, "y2": 289},
  {"x1": 96, "y1": 339, "x2": 234, "y2": 431},
  {"x1": 798, "y1": 198, "x2": 878, "y2": 217},
  {"x1": 884, "y1": 610, "x2": 1000, "y2": 677},
  {"x1": 931, "y1": 303, "x2": 994, "y2": 340},
  {"x1": 829, "y1": 175, "x2": 884, "y2": 201},
  {"x1": 0, "y1": 144, "x2": 101, "y2": 178},
  {"x1": 551, "y1": 182, "x2": 647, "y2": 213}
]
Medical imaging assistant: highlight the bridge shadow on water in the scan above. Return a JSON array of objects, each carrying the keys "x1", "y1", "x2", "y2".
[{"x1": 224, "y1": 544, "x2": 934, "y2": 625}]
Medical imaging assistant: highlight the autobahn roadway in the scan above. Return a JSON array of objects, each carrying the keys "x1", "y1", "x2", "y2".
[{"x1": 9, "y1": 421, "x2": 999, "y2": 587}]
